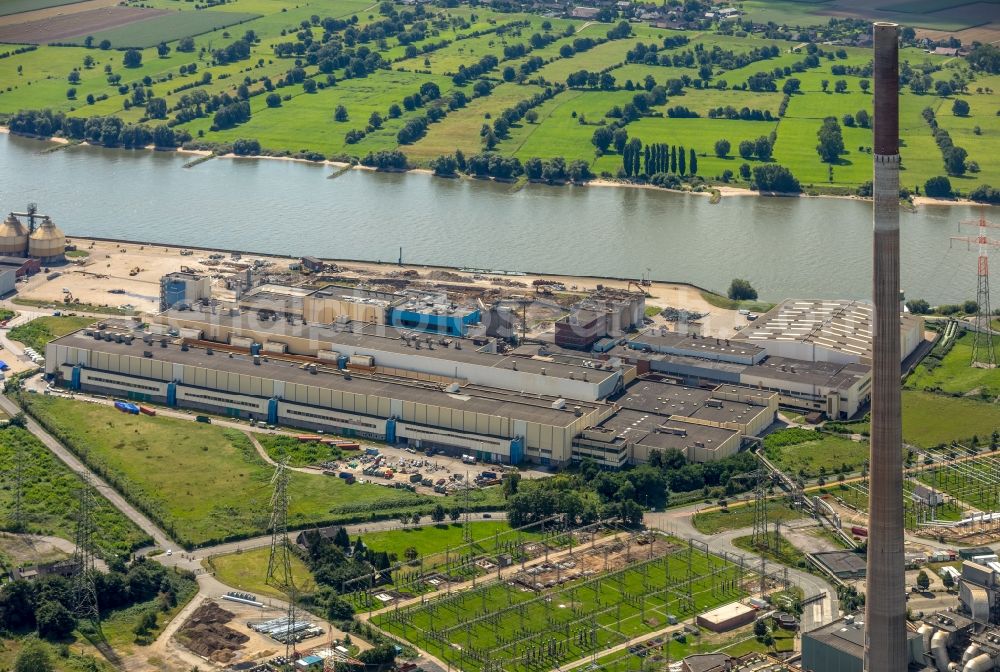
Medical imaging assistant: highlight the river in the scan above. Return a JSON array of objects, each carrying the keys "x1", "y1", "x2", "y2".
[{"x1": 2, "y1": 131, "x2": 990, "y2": 304}]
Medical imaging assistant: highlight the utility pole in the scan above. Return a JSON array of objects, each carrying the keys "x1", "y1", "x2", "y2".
[
  {"x1": 72, "y1": 480, "x2": 100, "y2": 623},
  {"x1": 951, "y1": 212, "x2": 1000, "y2": 369},
  {"x1": 12, "y1": 439, "x2": 24, "y2": 532},
  {"x1": 266, "y1": 460, "x2": 298, "y2": 662}
]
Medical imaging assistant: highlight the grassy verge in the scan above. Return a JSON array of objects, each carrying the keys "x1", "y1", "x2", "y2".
[
  {"x1": 692, "y1": 499, "x2": 805, "y2": 535},
  {"x1": 361, "y1": 521, "x2": 540, "y2": 561},
  {"x1": 17, "y1": 395, "x2": 435, "y2": 548},
  {"x1": 698, "y1": 290, "x2": 774, "y2": 313},
  {"x1": 11, "y1": 298, "x2": 136, "y2": 316},
  {"x1": 8, "y1": 315, "x2": 94, "y2": 350},
  {"x1": 0, "y1": 426, "x2": 151, "y2": 558}
]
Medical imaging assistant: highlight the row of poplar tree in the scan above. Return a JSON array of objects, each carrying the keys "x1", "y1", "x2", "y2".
[{"x1": 621, "y1": 141, "x2": 698, "y2": 178}]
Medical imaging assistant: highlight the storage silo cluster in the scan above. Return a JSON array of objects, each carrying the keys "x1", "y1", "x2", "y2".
[{"x1": 0, "y1": 213, "x2": 66, "y2": 263}]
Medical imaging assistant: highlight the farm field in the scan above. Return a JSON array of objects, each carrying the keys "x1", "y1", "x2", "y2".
[
  {"x1": 60, "y1": 10, "x2": 263, "y2": 49},
  {"x1": 0, "y1": 0, "x2": 92, "y2": 17},
  {"x1": 18, "y1": 395, "x2": 433, "y2": 548},
  {"x1": 0, "y1": 7, "x2": 170, "y2": 44},
  {"x1": 0, "y1": 426, "x2": 151, "y2": 558},
  {"x1": 375, "y1": 535, "x2": 754, "y2": 672},
  {"x1": 0, "y1": 0, "x2": 996, "y2": 195}
]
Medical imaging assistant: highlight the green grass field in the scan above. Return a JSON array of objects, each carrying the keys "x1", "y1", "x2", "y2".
[
  {"x1": 907, "y1": 332, "x2": 1000, "y2": 397},
  {"x1": 362, "y1": 521, "x2": 543, "y2": 561},
  {"x1": 255, "y1": 433, "x2": 343, "y2": 467},
  {"x1": 8, "y1": 315, "x2": 93, "y2": 351},
  {"x1": 375, "y1": 537, "x2": 752, "y2": 672},
  {"x1": 902, "y1": 390, "x2": 1000, "y2": 447},
  {"x1": 763, "y1": 427, "x2": 870, "y2": 479},
  {"x1": 0, "y1": 0, "x2": 995, "y2": 193},
  {"x1": 0, "y1": 426, "x2": 151, "y2": 558},
  {"x1": 210, "y1": 546, "x2": 317, "y2": 599},
  {"x1": 828, "y1": 390, "x2": 1000, "y2": 447},
  {"x1": 61, "y1": 10, "x2": 262, "y2": 49},
  {"x1": 18, "y1": 395, "x2": 433, "y2": 548},
  {"x1": 691, "y1": 500, "x2": 805, "y2": 534}
]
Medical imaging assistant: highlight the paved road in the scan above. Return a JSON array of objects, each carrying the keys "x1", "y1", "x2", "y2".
[{"x1": 646, "y1": 506, "x2": 840, "y2": 633}]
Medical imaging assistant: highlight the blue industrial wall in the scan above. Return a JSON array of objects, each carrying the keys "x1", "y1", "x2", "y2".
[
  {"x1": 388, "y1": 308, "x2": 481, "y2": 337},
  {"x1": 161, "y1": 280, "x2": 189, "y2": 309}
]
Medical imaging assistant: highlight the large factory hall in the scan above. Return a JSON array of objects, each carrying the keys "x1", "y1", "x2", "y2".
[{"x1": 43, "y1": 269, "x2": 918, "y2": 469}]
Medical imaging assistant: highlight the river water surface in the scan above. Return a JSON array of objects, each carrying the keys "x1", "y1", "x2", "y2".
[{"x1": 3, "y1": 131, "x2": 990, "y2": 304}]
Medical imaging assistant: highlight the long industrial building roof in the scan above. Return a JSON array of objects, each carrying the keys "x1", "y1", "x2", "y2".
[
  {"x1": 158, "y1": 308, "x2": 620, "y2": 386},
  {"x1": 49, "y1": 331, "x2": 606, "y2": 427},
  {"x1": 733, "y1": 299, "x2": 922, "y2": 361},
  {"x1": 630, "y1": 330, "x2": 766, "y2": 359}
]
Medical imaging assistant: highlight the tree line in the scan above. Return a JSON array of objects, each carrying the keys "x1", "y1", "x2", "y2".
[{"x1": 7, "y1": 108, "x2": 190, "y2": 148}]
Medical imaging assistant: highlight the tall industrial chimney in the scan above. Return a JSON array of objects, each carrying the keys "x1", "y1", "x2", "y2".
[{"x1": 866, "y1": 21, "x2": 906, "y2": 672}]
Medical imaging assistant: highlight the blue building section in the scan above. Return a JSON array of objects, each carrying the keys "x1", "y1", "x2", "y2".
[
  {"x1": 388, "y1": 307, "x2": 481, "y2": 337},
  {"x1": 167, "y1": 382, "x2": 177, "y2": 406},
  {"x1": 70, "y1": 364, "x2": 82, "y2": 391},
  {"x1": 385, "y1": 417, "x2": 397, "y2": 443},
  {"x1": 509, "y1": 436, "x2": 524, "y2": 465},
  {"x1": 160, "y1": 279, "x2": 189, "y2": 310},
  {"x1": 267, "y1": 397, "x2": 279, "y2": 425}
]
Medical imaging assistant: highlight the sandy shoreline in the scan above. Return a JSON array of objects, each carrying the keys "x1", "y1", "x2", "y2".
[{"x1": 3, "y1": 126, "x2": 994, "y2": 208}]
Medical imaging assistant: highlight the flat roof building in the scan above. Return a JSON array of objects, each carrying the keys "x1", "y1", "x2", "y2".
[
  {"x1": 696, "y1": 602, "x2": 756, "y2": 633},
  {"x1": 802, "y1": 615, "x2": 923, "y2": 672},
  {"x1": 732, "y1": 299, "x2": 924, "y2": 365},
  {"x1": 46, "y1": 329, "x2": 612, "y2": 466},
  {"x1": 611, "y1": 343, "x2": 873, "y2": 419},
  {"x1": 152, "y1": 308, "x2": 627, "y2": 402},
  {"x1": 571, "y1": 380, "x2": 774, "y2": 467},
  {"x1": 629, "y1": 329, "x2": 767, "y2": 365},
  {"x1": 159, "y1": 272, "x2": 211, "y2": 312}
]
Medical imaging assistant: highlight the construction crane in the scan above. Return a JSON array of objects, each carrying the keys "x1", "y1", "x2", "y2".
[{"x1": 627, "y1": 280, "x2": 651, "y2": 297}]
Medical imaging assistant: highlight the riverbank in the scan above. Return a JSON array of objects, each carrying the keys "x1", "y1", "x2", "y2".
[
  {"x1": 26, "y1": 235, "x2": 750, "y2": 336},
  {"x1": 4, "y1": 127, "x2": 991, "y2": 208},
  {"x1": 0, "y1": 129, "x2": 988, "y2": 304}
]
